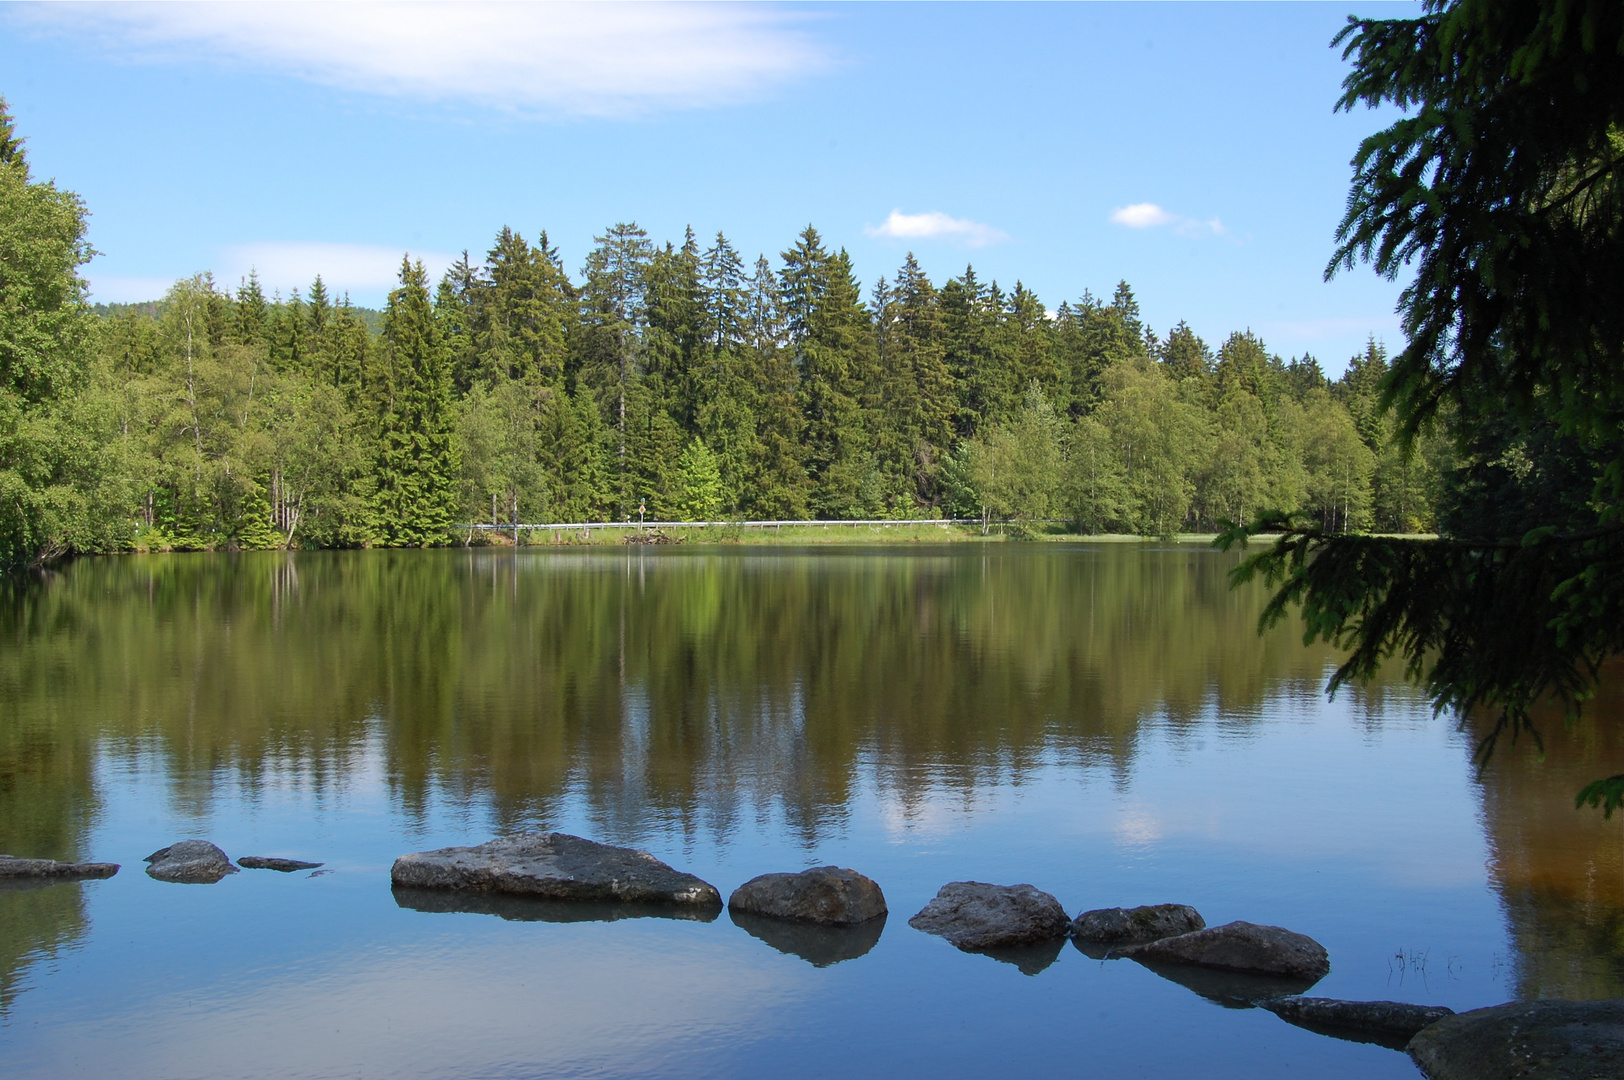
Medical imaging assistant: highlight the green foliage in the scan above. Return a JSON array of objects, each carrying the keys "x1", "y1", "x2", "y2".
[
  {"x1": 671, "y1": 438, "x2": 724, "y2": 520},
  {"x1": 1230, "y1": 0, "x2": 1624, "y2": 812},
  {"x1": 372, "y1": 259, "x2": 459, "y2": 546},
  {"x1": 0, "y1": 97, "x2": 1444, "y2": 562},
  {"x1": 964, "y1": 383, "x2": 1065, "y2": 526}
]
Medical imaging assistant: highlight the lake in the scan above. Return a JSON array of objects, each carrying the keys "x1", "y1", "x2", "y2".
[{"x1": 2, "y1": 544, "x2": 1620, "y2": 1078}]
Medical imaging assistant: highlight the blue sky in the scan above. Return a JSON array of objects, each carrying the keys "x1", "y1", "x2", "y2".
[{"x1": 1, "y1": 1, "x2": 1420, "y2": 374}]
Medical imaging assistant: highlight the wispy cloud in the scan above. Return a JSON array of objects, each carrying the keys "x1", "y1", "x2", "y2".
[
  {"x1": 1109, "y1": 202, "x2": 1225, "y2": 237},
  {"x1": 220, "y1": 242, "x2": 459, "y2": 298},
  {"x1": 84, "y1": 275, "x2": 179, "y2": 304},
  {"x1": 864, "y1": 210, "x2": 1009, "y2": 248},
  {"x1": 17, "y1": 2, "x2": 829, "y2": 117}
]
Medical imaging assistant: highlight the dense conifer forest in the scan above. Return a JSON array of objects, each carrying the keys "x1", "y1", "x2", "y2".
[{"x1": 2, "y1": 99, "x2": 1440, "y2": 562}]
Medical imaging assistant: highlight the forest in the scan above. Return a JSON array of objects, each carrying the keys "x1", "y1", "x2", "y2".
[{"x1": 4, "y1": 101, "x2": 1440, "y2": 562}]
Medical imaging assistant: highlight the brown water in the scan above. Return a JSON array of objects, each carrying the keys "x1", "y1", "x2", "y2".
[{"x1": 1, "y1": 545, "x2": 1619, "y2": 1078}]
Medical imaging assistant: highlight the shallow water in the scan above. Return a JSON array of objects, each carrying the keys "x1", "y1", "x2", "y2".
[{"x1": 2, "y1": 545, "x2": 1620, "y2": 1078}]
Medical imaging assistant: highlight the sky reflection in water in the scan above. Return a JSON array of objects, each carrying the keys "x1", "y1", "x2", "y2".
[{"x1": 1, "y1": 545, "x2": 1620, "y2": 1079}]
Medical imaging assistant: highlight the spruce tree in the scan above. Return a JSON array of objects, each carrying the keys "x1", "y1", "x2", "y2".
[{"x1": 372, "y1": 258, "x2": 460, "y2": 545}]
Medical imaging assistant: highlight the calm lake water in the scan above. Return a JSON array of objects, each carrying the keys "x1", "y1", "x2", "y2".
[{"x1": 2, "y1": 545, "x2": 1621, "y2": 1079}]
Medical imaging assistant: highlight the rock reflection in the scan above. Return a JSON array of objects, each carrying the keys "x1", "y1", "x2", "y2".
[
  {"x1": 1124, "y1": 958, "x2": 1322, "y2": 1009},
  {"x1": 728, "y1": 910, "x2": 885, "y2": 966},
  {"x1": 391, "y1": 887, "x2": 722, "y2": 924},
  {"x1": 970, "y1": 938, "x2": 1066, "y2": 976}
]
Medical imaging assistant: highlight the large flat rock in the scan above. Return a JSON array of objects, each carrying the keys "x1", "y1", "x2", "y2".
[
  {"x1": 390, "y1": 832, "x2": 721, "y2": 907},
  {"x1": 145, "y1": 840, "x2": 238, "y2": 884},
  {"x1": 908, "y1": 881, "x2": 1070, "y2": 950},
  {"x1": 0, "y1": 854, "x2": 119, "y2": 881},
  {"x1": 728, "y1": 866, "x2": 886, "y2": 926},
  {"x1": 1408, "y1": 999, "x2": 1624, "y2": 1080},
  {"x1": 1118, "y1": 920, "x2": 1330, "y2": 981}
]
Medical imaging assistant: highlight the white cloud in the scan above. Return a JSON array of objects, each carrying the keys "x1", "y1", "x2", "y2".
[
  {"x1": 18, "y1": 1, "x2": 829, "y2": 116},
  {"x1": 1109, "y1": 202, "x2": 1226, "y2": 237},
  {"x1": 83, "y1": 275, "x2": 179, "y2": 304},
  {"x1": 220, "y1": 242, "x2": 458, "y2": 299},
  {"x1": 1108, "y1": 203, "x2": 1177, "y2": 229},
  {"x1": 863, "y1": 210, "x2": 1009, "y2": 248}
]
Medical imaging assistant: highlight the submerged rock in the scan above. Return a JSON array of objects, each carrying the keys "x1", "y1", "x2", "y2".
[
  {"x1": 390, "y1": 832, "x2": 721, "y2": 907},
  {"x1": 730, "y1": 910, "x2": 886, "y2": 966},
  {"x1": 728, "y1": 866, "x2": 886, "y2": 926},
  {"x1": 1070, "y1": 903, "x2": 1205, "y2": 946},
  {"x1": 1261, "y1": 996, "x2": 1455, "y2": 1050},
  {"x1": 1407, "y1": 998, "x2": 1624, "y2": 1080},
  {"x1": 145, "y1": 840, "x2": 238, "y2": 884},
  {"x1": 0, "y1": 854, "x2": 119, "y2": 881},
  {"x1": 908, "y1": 882, "x2": 1070, "y2": 950},
  {"x1": 237, "y1": 856, "x2": 324, "y2": 872},
  {"x1": 1117, "y1": 920, "x2": 1330, "y2": 981}
]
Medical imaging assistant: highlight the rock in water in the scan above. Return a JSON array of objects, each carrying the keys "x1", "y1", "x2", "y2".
[
  {"x1": 1408, "y1": 999, "x2": 1624, "y2": 1080},
  {"x1": 0, "y1": 855, "x2": 119, "y2": 880},
  {"x1": 1071, "y1": 903, "x2": 1205, "y2": 946},
  {"x1": 145, "y1": 840, "x2": 238, "y2": 884},
  {"x1": 728, "y1": 866, "x2": 886, "y2": 926},
  {"x1": 390, "y1": 833, "x2": 721, "y2": 907},
  {"x1": 1262, "y1": 996, "x2": 1454, "y2": 1049},
  {"x1": 237, "y1": 857, "x2": 324, "y2": 872},
  {"x1": 908, "y1": 882, "x2": 1070, "y2": 950},
  {"x1": 1117, "y1": 920, "x2": 1330, "y2": 981}
]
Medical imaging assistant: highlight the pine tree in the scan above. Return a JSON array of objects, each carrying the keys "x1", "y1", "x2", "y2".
[
  {"x1": 578, "y1": 222, "x2": 654, "y2": 516},
  {"x1": 672, "y1": 438, "x2": 725, "y2": 520},
  {"x1": 782, "y1": 228, "x2": 879, "y2": 517},
  {"x1": 743, "y1": 255, "x2": 808, "y2": 518},
  {"x1": 1159, "y1": 321, "x2": 1212, "y2": 383},
  {"x1": 371, "y1": 258, "x2": 460, "y2": 545}
]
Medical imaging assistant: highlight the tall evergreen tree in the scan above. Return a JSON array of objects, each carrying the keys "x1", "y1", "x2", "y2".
[
  {"x1": 577, "y1": 222, "x2": 653, "y2": 516},
  {"x1": 372, "y1": 258, "x2": 459, "y2": 545}
]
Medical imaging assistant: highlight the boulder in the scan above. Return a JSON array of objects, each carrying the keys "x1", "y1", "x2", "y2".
[
  {"x1": 1262, "y1": 996, "x2": 1455, "y2": 1050},
  {"x1": 1117, "y1": 920, "x2": 1330, "y2": 981},
  {"x1": 0, "y1": 854, "x2": 119, "y2": 881},
  {"x1": 1408, "y1": 998, "x2": 1624, "y2": 1080},
  {"x1": 908, "y1": 881, "x2": 1070, "y2": 950},
  {"x1": 1071, "y1": 903, "x2": 1204, "y2": 946},
  {"x1": 730, "y1": 910, "x2": 886, "y2": 966},
  {"x1": 145, "y1": 840, "x2": 238, "y2": 884},
  {"x1": 728, "y1": 866, "x2": 886, "y2": 926},
  {"x1": 390, "y1": 832, "x2": 721, "y2": 907},
  {"x1": 237, "y1": 856, "x2": 323, "y2": 872}
]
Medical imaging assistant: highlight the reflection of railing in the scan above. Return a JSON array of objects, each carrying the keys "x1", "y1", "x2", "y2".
[{"x1": 466, "y1": 519, "x2": 1064, "y2": 531}]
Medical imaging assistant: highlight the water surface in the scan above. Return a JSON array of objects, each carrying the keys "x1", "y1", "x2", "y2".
[{"x1": 2, "y1": 545, "x2": 1620, "y2": 1078}]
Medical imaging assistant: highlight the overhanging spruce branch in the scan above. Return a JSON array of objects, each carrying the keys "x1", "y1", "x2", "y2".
[{"x1": 1217, "y1": 511, "x2": 1624, "y2": 815}]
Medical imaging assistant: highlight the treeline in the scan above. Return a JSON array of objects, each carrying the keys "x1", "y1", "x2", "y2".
[
  {"x1": 85, "y1": 228, "x2": 1443, "y2": 550},
  {"x1": 1, "y1": 99, "x2": 1442, "y2": 561}
]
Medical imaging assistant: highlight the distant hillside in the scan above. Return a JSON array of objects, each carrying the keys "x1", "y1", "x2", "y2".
[{"x1": 93, "y1": 298, "x2": 384, "y2": 334}]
